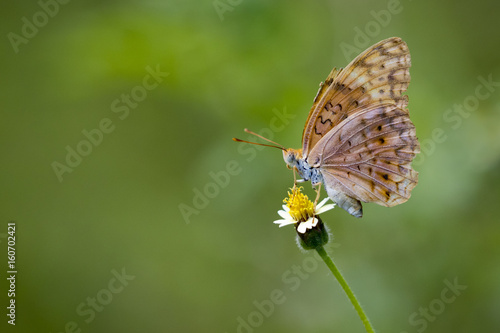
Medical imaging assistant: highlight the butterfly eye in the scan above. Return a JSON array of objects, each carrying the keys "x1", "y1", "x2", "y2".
[{"x1": 283, "y1": 149, "x2": 295, "y2": 165}]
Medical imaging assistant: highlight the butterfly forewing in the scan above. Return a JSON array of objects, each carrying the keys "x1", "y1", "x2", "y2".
[
  {"x1": 302, "y1": 37, "x2": 411, "y2": 157},
  {"x1": 302, "y1": 67, "x2": 342, "y2": 144}
]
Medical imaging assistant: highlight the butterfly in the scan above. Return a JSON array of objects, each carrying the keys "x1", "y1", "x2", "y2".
[{"x1": 234, "y1": 37, "x2": 420, "y2": 218}]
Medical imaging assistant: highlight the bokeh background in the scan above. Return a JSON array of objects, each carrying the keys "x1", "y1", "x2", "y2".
[{"x1": 1, "y1": 0, "x2": 500, "y2": 332}]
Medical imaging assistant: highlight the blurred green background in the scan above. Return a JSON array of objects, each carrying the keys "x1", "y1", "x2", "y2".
[{"x1": 1, "y1": 0, "x2": 500, "y2": 332}]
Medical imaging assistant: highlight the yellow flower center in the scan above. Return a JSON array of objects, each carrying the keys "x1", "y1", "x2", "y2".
[{"x1": 283, "y1": 186, "x2": 315, "y2": 222}]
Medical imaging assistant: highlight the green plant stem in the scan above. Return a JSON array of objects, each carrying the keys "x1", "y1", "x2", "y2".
[{"x1": 316, "y1": 245, "x2": 375, "y2": 333}]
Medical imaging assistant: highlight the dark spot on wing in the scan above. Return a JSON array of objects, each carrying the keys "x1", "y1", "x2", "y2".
[
  {"x1": 388, "y1": 70, "x2": 395, "y2": 82},
  {"x1": 319, "y1": 115, "x2": 332, "y2": 126}
]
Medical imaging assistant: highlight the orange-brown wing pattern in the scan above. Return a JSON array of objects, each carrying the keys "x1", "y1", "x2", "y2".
[
  {"x1": 301, "y1": 67, "x2": 342, "y2": 144},
  {"x1": 302, "y1": 37, "x2": 411, "y2": 157},
  {"x1": 310, "y1": 104, "x2": 420, "y2": 207}
]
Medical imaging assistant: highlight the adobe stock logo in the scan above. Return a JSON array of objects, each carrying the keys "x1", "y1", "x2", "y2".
[
  {"x1": 50, "y1": 267, "x2": 135, "y2": 333},
  {"x1": 339, "y1": 0, "x2": 405, "y2": 61},
  {"x1": 178, "y1": 107, "x2": 295, "y2": 224},
  {"x1": 7, "y1": 0, "x2": 71, "y2": 54},
  {"x1": 413, "y1": 74, "x2": 499, "y2": 166},
  {"x1": 51, "y1": 65, "x2": 168, "y2": 182},
  {"x1": 212, "y1": 0, "x2": 244, "y2": 21},
  {"x1": 225, "y1": 243, "x2": 339, "y2": 333},
  {"x1": 400, "y1": 277, "x2": 467, "y2": 333}
]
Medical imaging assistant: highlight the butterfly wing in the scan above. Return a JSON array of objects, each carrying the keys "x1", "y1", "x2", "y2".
[
  {"x1": 310, "y1": 104, "x2": 420, "y2": 214},
  {"x1": 302, "y1": 37, "x2": 411, "y2": 157}
]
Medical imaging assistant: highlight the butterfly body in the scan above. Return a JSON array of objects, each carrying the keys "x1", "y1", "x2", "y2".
[
  {"x1": 283, "y1": 37, "x2": 420, "y2": 218},
  {"x1": 284, "y1": 147, "x2": 364, "y2": 218}
]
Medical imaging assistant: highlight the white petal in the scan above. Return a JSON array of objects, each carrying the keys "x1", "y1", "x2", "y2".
[
  {"x1": 278, "y1": 210, "x2": 289, "y2": 220},
  {"x1": 316, "y1": 203, "x2": 335, "y2": 215},
  {"x1": 316, "y1": 197, "x2": 330, "y2": 210},
  {"x1": 296, "y1": 222, "x2": 306, "y2": 234},
  {"x1": 296, "y1": 217, "x2": 318, "y2": 234},
  {"x1": 273, "y1": 219, "x2": 296, "y2": 228}
]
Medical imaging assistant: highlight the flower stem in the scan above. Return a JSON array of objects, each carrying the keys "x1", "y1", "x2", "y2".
[{"x1": 316, "y1": 245, "x2": 375, "y2": 333}]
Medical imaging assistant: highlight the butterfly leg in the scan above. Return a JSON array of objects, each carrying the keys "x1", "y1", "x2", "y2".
[
  {"x1": 313, "y1": 183, "x2": 322, "y2": 208},
  {"x1": 293, "y1": 168, "x2": 306, "y2": 184}
]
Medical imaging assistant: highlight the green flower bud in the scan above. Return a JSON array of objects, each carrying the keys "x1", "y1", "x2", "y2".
[{"x1": 295, "y1": 215, "x2": 329, "y2": 250}]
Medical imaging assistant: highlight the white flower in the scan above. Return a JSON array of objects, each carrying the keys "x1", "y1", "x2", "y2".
[
  {"x1": 296, "y1": 216, "x2": 319, "y2": 234},
  {"x1": 274, "y1": 204, "x2": 298, "y2": 228},
  {"x1": 273, "y1": 188, "x2": 335, "y2": 234},
  {"x1": 314, "y1": 197, "x2": 336, "y2": 215}
]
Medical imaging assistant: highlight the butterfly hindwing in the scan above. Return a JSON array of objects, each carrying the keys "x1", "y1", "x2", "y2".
[{"x1": 310, "y1": 104, "x2": 420, "y2": 207}]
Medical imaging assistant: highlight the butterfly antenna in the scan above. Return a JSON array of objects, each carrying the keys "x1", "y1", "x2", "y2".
[
  {"x1": 243, "y1": 128, "x2": 285, "y2": 148},
  {"x1": 232, "y1": 128, "x2": 286, "y2": 151},
  {"x1": 232, "y1": 138, "x2": 285, "y2": 150}
]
